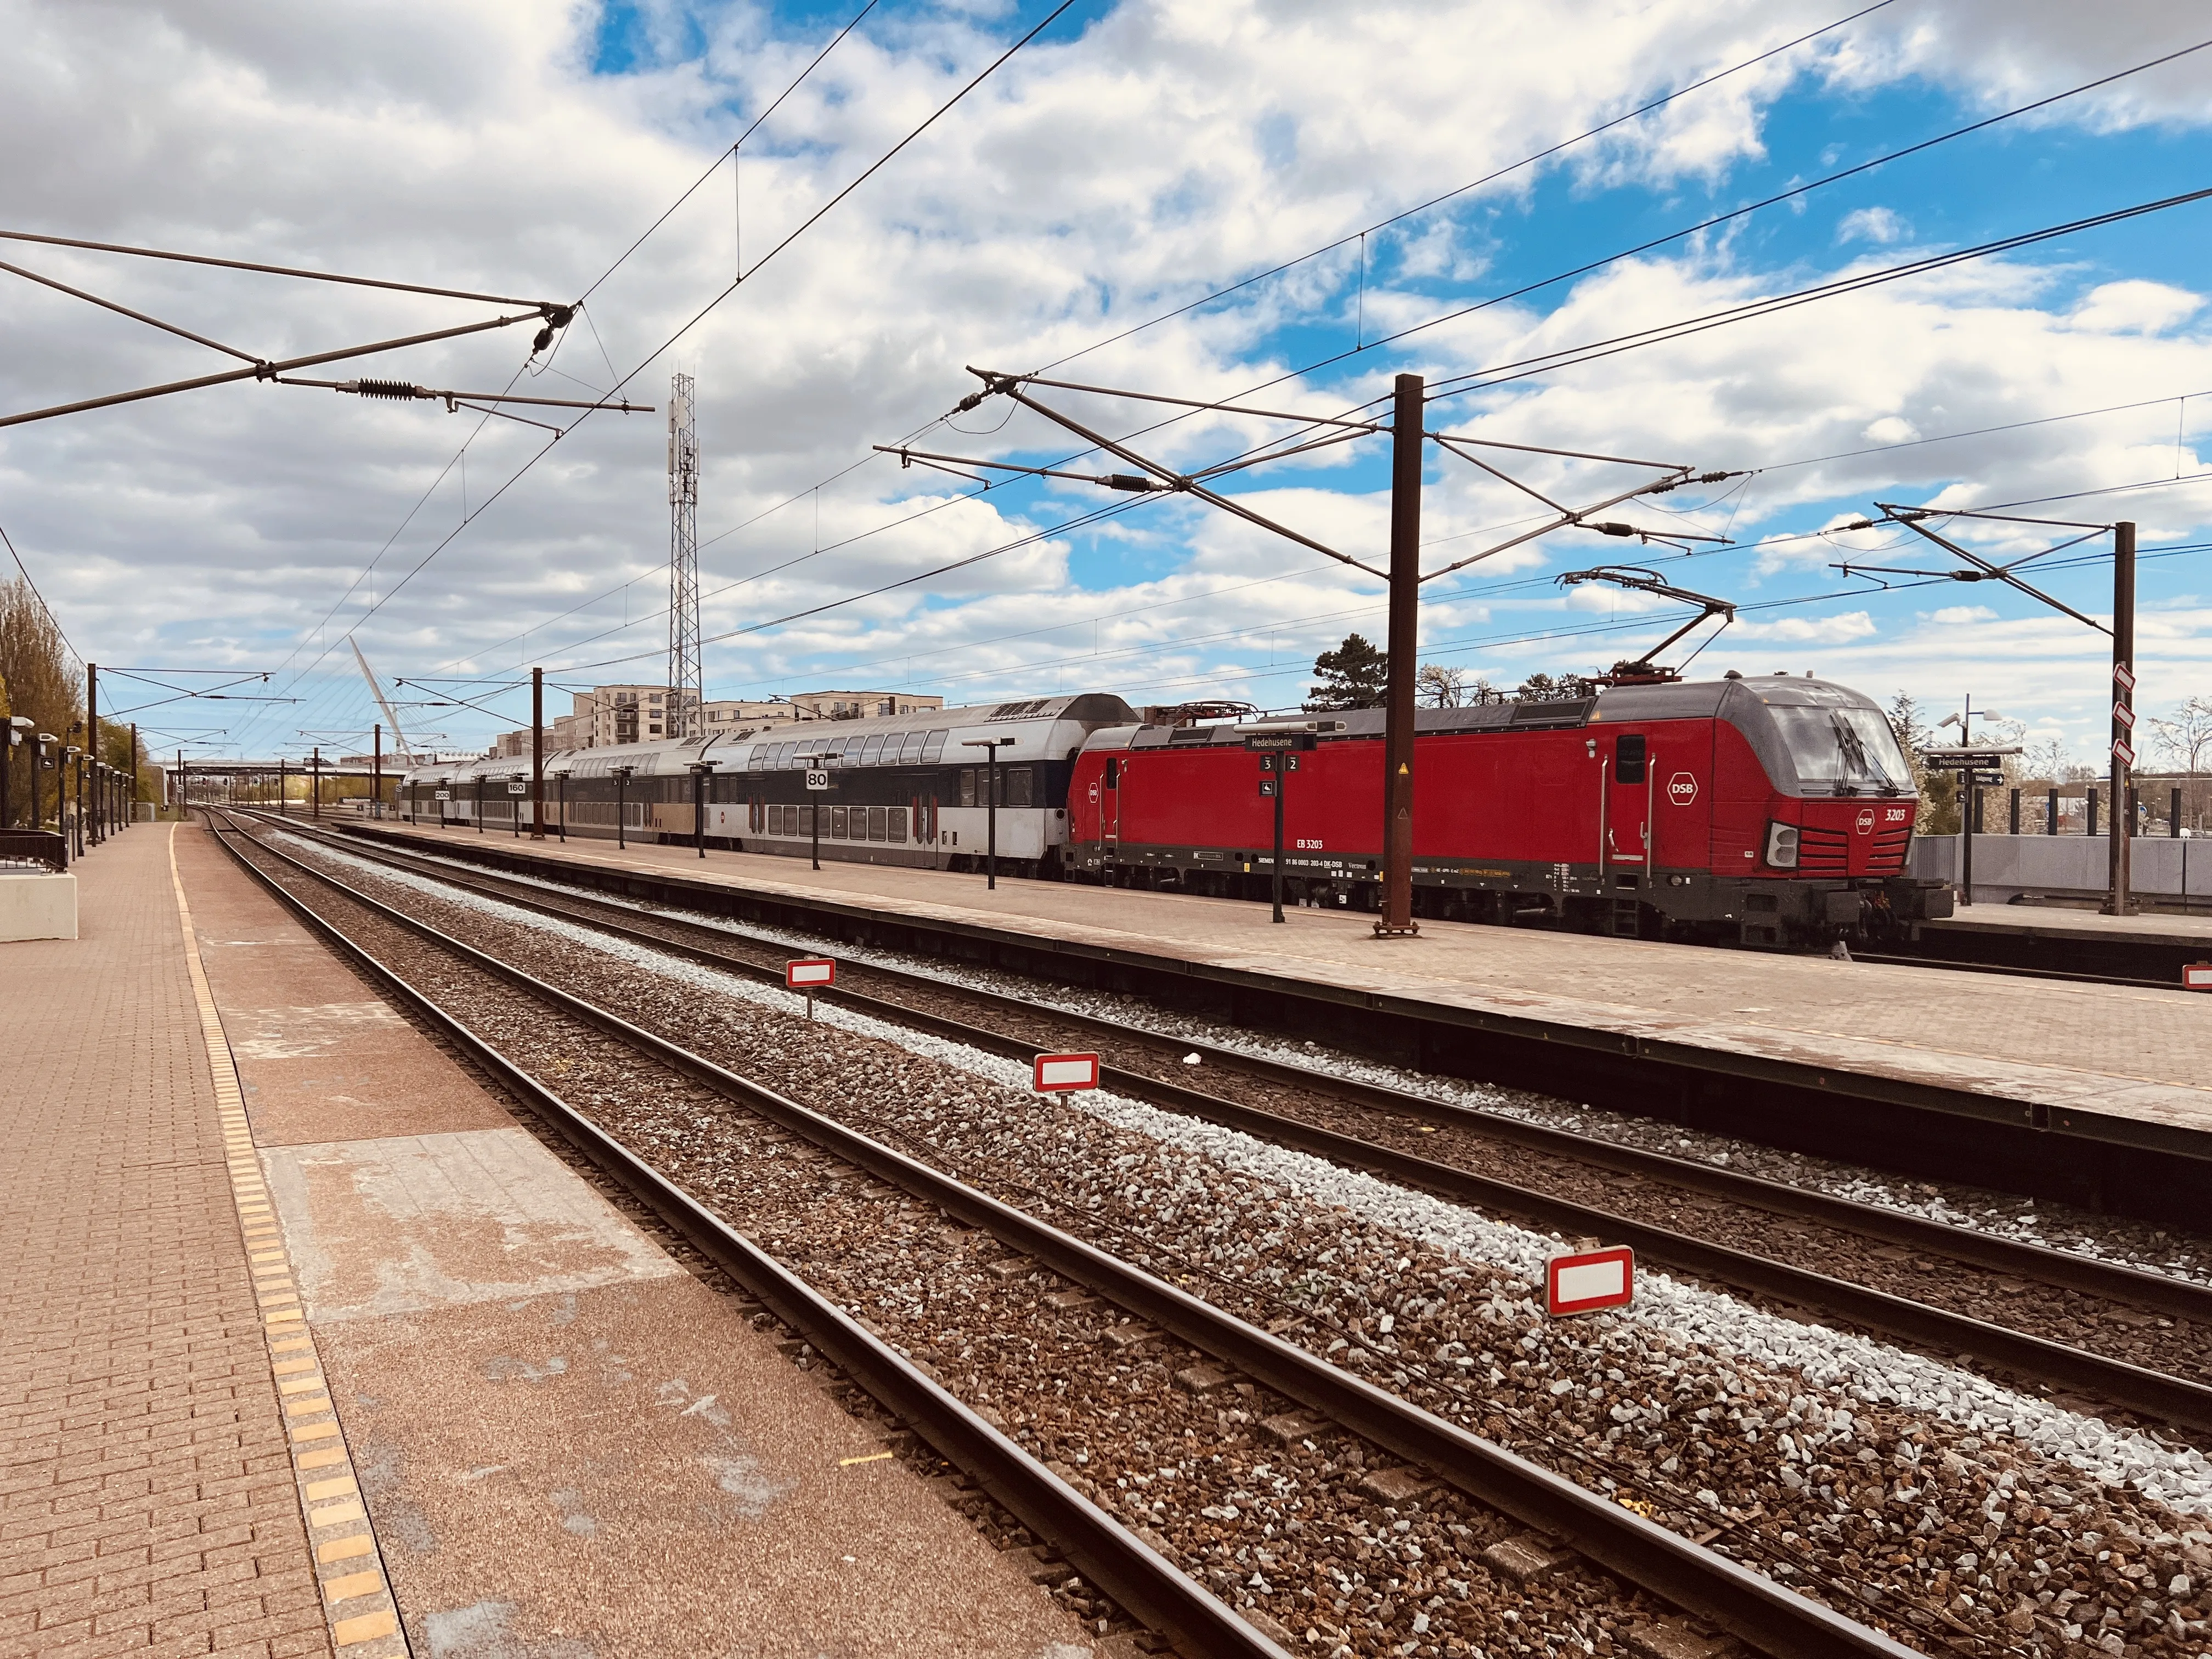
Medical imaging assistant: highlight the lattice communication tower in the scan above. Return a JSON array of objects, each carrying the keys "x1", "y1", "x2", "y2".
[{"x1": 667, "y1": 371, "x2": 701, "y2": 741}]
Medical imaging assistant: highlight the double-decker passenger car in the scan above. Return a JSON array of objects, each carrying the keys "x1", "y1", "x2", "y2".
[
  {"x1": 1063, "y1": 673, "x2": 1949, "y2": 946},
  {"x1": 398, "y1": 693, "x2": 1137, "y2": 874}
]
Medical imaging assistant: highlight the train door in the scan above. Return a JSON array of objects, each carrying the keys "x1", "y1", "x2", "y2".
[
  {"x1": 1100, "y1": 757, "x2": 1122, "y2": 857},
  {"x1": 1603, "y1": 732, "x2": 1650, "y2": 935}
]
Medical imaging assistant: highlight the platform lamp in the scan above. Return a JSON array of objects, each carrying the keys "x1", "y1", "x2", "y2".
[
  {"x1": 63, "y1": 745, "x2": 82, "y2": 857},
  {"x1": 35, "y1": 733, "x2": 57, "y2": 842},
  {"x1": 553, "y1": 768, "x2": 571, "y2": 843},
  {"x1": 960, "y1": 736, "x2": 1017, "y2": 890},
  {"x1": 3, "y1": 715, "x2": 28, "y2": 831},
  {"x1": 613, "y1": 764, "x2": 635, "y2": 850},
  {"x1": 793, "y1": 749, "x2": 833, "y2": 872}
]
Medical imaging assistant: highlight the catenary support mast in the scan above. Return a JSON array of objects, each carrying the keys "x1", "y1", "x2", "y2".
[
  {"x1": 668, "y1": 371, "x2": 701, "y2": 741},
  {"x1": 1375, "y1": 374, "x2": 1423, "y2": 938}
]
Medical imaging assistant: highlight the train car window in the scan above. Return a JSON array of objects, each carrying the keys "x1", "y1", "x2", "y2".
[
  {"x1": 959, "y1": 769, "x2": 977, "y2": 808},
  {"x1": 855, "y1": 734, "x2": 881, "y2": 765},
  {"x1": 922, "y1": 730, "x2": 948, "y2": 761},
  {"x1": 900, "y1": 731, "x2": 929, "y2": 764},
  {"x1": 1613, "y1": 735, "x2": 1647, "y2": 784},
  {"x1": 778, "y1": 741, "x2": 798, "y2": 768},
  {"x1": 1007, "y1": 768, "x2": 1034, "y2": 807},
  {"x1": 1103, "y1": 758, "x2": 1120, "y2": 788},
  {"x1": 800, "y1": 805, "x2": 815, "y2": 836},
  {"x1": 889, "y1": 806, "x2": 908, "y2": 843},
  {"x1": 831, "y1": 805, "x2": 848, "y2": 838},
  {"x1": 866, "y1": 805, "x2": 885, "y2": 840}
]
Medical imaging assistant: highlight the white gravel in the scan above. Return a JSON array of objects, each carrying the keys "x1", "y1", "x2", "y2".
[{"x1": 289, "y1": 828, "x2": 2212, "y2": 1521}]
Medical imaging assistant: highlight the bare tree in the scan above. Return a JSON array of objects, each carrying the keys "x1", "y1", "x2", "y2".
[
  {"x1": 1416, "y1": 663, "x2": 1465, "y2": 708},
  {"x1": 2148, "y1": 696, "x2": 2212, "y2": 775}
]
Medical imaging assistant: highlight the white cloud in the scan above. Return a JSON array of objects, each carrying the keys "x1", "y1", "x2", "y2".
[
  {"x1": 1929, "y1": 604, "x2": 2000, "y2": 624},
  {"x1": 0, "y1": 0, "x2": 2208, "y2": 757},
  {"x1": 1836, "y1": 205, "x2": 1908, "y2": 244},
  {"x1": 2067, "y1": 280, "x2": 2204, "y2": 336}
]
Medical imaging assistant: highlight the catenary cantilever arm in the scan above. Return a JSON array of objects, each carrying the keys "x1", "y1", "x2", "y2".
[{"x1": 972, "y1": 371, "x2": 1388, "y2": 579}]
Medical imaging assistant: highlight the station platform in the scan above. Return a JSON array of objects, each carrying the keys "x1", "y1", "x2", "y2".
[
  {"x1": 1931, "y1": 904, "x2": 2212, "y2": 947},
  {"x1": 343, "y1": 818, "x2": 2212, "y2": 1184},
  {"x1": 2, "y1": 820, "x2": 1091, "y2": 1658}
]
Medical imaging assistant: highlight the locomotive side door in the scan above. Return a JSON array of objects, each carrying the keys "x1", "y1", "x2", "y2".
[
  {"x1": 1100, "y1": 757, "x2": 1122, "y2": 855},
  {"x1": 1605, "y1": 733, "x2": 1651, "y2": 930}
]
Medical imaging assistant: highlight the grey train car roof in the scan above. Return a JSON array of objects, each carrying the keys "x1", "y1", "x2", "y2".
[{"x1": 399, "y1": 692, "x2": 1138, "y2": 787}]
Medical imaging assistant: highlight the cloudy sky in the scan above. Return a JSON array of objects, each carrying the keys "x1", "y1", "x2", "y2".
[{"x1": 2, "y1": 0, "x2": 2208, "y2": 764}]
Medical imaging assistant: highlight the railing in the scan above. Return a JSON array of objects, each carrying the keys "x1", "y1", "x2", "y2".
[{"x1": 0, "y1": 830, "x2": 70, "y2": 872}]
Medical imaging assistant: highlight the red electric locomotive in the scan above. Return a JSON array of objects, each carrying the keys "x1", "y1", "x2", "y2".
[{"x1": 1065, "y1": 672, "x2": 1952, "y2": 946}]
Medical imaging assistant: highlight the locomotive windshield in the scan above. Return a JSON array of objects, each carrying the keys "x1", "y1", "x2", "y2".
[{"x1": 1769, "y1": 706, "x2": 1911, "y2": 794}]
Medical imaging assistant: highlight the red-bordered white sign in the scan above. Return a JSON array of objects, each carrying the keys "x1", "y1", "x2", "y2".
[
  {"x1": 1545, "y1": 1246, "x2": 1635, "y2": 1317},
  {"x1": 2185, "y1": 963, "x2": 2212, "y2": 993},
  {"x1": 785, "y1": 958, "x2": 836, "y2": 989},
  {"x1": 1033, "y1": 1052, "x2": 1100, "y2": 1092}
]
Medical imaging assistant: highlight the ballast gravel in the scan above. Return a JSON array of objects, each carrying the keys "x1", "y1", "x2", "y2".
[
  {"x1": 242, "y1": 830, "x2": 1678, "y2": 1659},
  {"x1": 337, "y1": 832, "x2": 2212, "y2": 1293},
  {"x1": 278, "y1": 830, "x2": 2212, "y2": 1657}
]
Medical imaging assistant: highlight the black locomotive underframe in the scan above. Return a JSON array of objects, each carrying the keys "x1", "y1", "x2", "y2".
[{"x1": 1072, "y1": 840, "x2": 1949, "y2": 943}]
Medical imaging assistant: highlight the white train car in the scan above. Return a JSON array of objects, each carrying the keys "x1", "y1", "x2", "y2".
[{"x1": 396, "y1": 693, "x2": 1137, "y2": 876}]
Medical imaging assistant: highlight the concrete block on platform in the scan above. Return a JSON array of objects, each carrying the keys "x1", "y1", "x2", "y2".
[{"x1": 0, "y1": 870, "x2": 76, "y2": 940}]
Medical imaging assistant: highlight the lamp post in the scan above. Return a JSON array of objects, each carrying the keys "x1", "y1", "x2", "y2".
[
  {"x1": 36, "y1": 735, "x2": 57, "y2": 843},
  {"x1": 476, "y1": 771, "x2": 486, "y2": 834},
  {"x1": 689, "y1": 760, "x2": 718, "y2": 859},
  {"x1": 64, "y1": 747, "x2": 82, "y2": 857},
  {"x1": 311, "y1": 747, "x2": 323, "y2": 819},
  {"x1": 961, "y1": 737, "x2": 1015, "y2": 889},
  {"x1": 614, "y1": 765, "x2": 634, "y2": 850},
  {"x1": 3, "y1": 715, "x2": 28, "y2": 828},
  {"x1": 554, "y1": 769, "x2": 571, "y2": 843},
  {"x1": 509, "y1": 772, "x2": 526, "y2": 837}
]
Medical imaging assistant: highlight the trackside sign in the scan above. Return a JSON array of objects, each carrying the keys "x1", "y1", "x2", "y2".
[
  {"x1": 1545, "y1": 1246, "x2": 1635, "y2": 1317},
  {"x1": 1033, "y1": 1052, "x2": 1100, "y2": 1092},
  {"x1": 785, "y1": 958, "x2": 836, "y2": 989}
]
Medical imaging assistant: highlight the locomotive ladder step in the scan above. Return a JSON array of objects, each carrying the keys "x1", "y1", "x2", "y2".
[{"x1": 1609, "y1": 895, "x2": 1642, "y2": 938}]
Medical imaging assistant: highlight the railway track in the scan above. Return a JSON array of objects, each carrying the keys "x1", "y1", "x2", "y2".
[
  {"x1": 261, "y1": 811, "x2": 2212, "y2": 1438},
  {"x1": 205, "y1": 808, "x2": 1937, "y2": 1659}
]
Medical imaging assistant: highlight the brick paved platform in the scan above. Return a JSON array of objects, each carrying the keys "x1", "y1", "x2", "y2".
[
  {"x1": 0, "y1": 824, "x2": 332, "y2": 1659},
  {"x1": 170, "y1": 821, "x2": 1092, "y2": 1658},
  {"x1": 356, "y1": 819, "x2": 2212, "y2": 1158}
]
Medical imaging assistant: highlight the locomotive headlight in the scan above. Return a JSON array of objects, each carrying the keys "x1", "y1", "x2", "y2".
[{"x1": 1763, "y1": 821, "x2": 1800, "y2": 870}]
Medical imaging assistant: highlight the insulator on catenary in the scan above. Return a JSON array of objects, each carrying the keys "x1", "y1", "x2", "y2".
[{"x1": 348, "y1": 379, "x2": 421, "y2": 400}]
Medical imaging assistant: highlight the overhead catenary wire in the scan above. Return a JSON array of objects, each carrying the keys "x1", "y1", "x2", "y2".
[
  {"x1": 418, "y1": 3, "x2": 1911, "y2": 687},
  {"x1": 229, "y1": 2, "x2": 1069, "y2": 758},
  {"x1": 540, "y1": 27, "x2": 2212, "y2": 686},
  {"x1": 249, "y1": 19, "x2": 2212, "y2": 752}
]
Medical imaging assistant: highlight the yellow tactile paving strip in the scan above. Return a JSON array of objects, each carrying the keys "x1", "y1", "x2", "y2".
[{"x1": 170, "y1": 830, "x2": 411, "y2": 1656}]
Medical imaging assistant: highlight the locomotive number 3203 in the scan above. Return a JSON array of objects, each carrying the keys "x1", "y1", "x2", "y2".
[{"x1": 1295, "y1": 838, "x2": 1324, "y2": 850}]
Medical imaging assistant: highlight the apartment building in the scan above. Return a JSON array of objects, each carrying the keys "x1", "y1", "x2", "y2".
[
  {"x1": 789, "y1": 690, "x2": 944, "y2": 720},
  {"x1": 490, "y1": 685, "x2": 944, "y2": 755}
]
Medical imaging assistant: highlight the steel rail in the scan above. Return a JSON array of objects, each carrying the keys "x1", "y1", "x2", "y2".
[
  {"x1": 270, "y1": 815, "x2": 2212, "y2": 1434},
  {"x1": 285, "y1": 814, "x2": 2212, "y2": 1327},
  {"x1": 200, "y1": 812, "x2": 1285, "y2": 1659},
  {"x1": 215, "y1": 811, "x2": 1918, "y2": 1659}
]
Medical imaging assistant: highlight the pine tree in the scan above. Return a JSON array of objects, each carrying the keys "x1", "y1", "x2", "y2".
[{"x1": 1304, "y1": 633, "x2": 1389, "y2": 710}]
